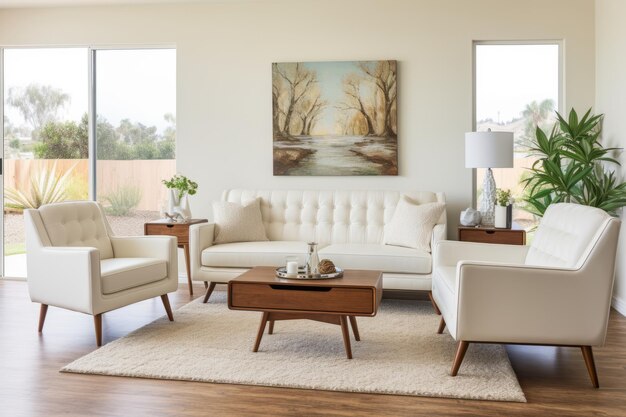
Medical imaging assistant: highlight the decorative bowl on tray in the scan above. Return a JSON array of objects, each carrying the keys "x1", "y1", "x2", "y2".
[{"x1": 275, "y1": 266, "x2": 344, "y2": 280}]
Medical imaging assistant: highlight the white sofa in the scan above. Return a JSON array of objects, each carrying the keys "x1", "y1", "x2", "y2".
[{"x1": 190, "y1": 189, "x2": 446, "y2": 301}]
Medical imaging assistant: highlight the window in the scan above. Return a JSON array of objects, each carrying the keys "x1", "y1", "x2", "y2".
[
  {"x1": 94, "y1": 49, "x2": 176, "y2": 236},
  {"x1": 3, "y1": 48, "x2": 88, "y2": 277},
  {"x1": 474, "y1": 42, "x2": 561, "y2": 230},
  {"x1": 0, "y1": 47, "x2": 175, "y2": 278}
]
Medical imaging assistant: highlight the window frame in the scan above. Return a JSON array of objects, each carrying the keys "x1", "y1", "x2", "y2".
[{"x1": 471, "y1": 40, "x2": 564, "y2": 208}]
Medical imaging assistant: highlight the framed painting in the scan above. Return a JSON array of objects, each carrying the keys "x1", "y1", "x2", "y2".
[{"x1": 272, "y1": 60, "x2": 397, "y2": 176}]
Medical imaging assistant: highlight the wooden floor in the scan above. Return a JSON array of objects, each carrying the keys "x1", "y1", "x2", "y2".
[{"x1": 1, "y1": 280, "x2": 625, "y2": 417}]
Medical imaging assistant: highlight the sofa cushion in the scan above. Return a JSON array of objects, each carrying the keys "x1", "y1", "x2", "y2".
[
  {"x1": 202, "y1": 241, "x2": 309, "y2": 268},
  {"x1": 383, "y1": 197, "x2": 445, "y2": 252},
  {"x1": 100, "y1": 258, "x2": 167, "y2": 294},
  {"x1": 213, "y1": 198, "x2": 269, "y2": 244},
  {"x1": 319, "y1": 243, "x2": 432, "y2": 274}
]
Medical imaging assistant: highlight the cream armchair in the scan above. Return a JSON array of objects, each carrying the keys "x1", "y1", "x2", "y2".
[
  {"x1": 25, "y1": 201, "x2": 179, "y2": 346},
  {"x1": 431, "y1": 203, "x2": 620, "y2": 387}
]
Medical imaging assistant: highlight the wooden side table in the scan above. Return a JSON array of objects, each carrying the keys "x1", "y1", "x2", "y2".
[
  {"x1": 144, "y1": 218, "x2": 208, "y2": 296},
  {"x1": 458, "y1": 223, "x2": 526, "y2": 245}
]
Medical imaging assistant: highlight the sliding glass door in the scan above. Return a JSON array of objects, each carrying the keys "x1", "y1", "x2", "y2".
[
  {"x1": 2, "y1": 48, "x2": 88, "y2": 277},
  {"x1": 94, "y1": 49, "x2": 176, "y2": 236},
  {"x1": 0, "y1": 47, "x2": 175, "y2": 278}
]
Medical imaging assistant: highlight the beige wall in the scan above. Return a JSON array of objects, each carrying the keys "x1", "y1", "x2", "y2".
[
  {"x1": 0, "y1": 0, "x2": 596, "y2": 238},
  {"x1": 596, "y1": 0, "x2": 626, "y2": 315}
]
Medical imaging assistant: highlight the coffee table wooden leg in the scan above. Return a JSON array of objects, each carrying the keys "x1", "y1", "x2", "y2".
[
  {"x1": 348, "y1": 316, "x2": 360, "y2": 341},
  {"x1": 268, "y1": 320, "x2": 274, "y2": 335},
  {"x1": 339, "y1": 315, "x2": 353, "y2": 359},
  {"x1": 182, "y1": 244, "x2": 193, "y2": 296},
  {"x1": 253, "y1": 312, "x2": 270, "y2": 352}
]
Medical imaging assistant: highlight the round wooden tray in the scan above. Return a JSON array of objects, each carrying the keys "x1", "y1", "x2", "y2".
[{"x1": 275, "y1": 266, "x2": 344, "y2": 280}]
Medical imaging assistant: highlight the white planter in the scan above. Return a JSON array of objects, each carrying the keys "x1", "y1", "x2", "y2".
[
  {"x1": 168, "y1": 189, "x2": 192, "y2": 221},
  {"x1": 494, "y1": 205, "x2": 508, "y2": 229}
]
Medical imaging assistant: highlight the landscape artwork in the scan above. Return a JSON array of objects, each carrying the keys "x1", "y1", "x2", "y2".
[{"x1": 272, "y1": 60, "x2": 397, "y2": 176}]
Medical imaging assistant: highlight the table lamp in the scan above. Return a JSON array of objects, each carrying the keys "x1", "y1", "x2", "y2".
[{"x1": 465, "y1": 129, "x2": 514, "y2": 226}]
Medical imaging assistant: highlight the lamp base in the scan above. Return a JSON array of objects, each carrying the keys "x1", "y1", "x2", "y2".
[{"x1": 479, "y1": 168, "x2": 496, "y2": 227}]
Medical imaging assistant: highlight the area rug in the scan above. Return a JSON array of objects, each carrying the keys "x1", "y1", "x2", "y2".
[{"x1": 62, "y1": 292, "x2": 526, "y2": 402}]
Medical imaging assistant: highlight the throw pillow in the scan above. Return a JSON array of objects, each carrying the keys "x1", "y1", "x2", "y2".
[
  {"x1": 213, "y1": 198, "x2": 269, "y2": 244},
  {"x1": 383, "y1": 196, "x2": 445, "y2": 252}
]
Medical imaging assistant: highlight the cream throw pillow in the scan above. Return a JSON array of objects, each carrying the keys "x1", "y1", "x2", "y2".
[
  {"x1": 383, "y1": 196, "x2": 445, "y2": 252},
  {"x1": 213, "y1": 198, "x2": 269, "y2": 244}
]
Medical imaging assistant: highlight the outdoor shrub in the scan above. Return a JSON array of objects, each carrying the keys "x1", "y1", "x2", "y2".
[
  {"x1": 102, "y1": 185, "x2": 142, "y2": 216},
  {"x1": 5, "y1": 162, "x2": 74, "y2": 210}
]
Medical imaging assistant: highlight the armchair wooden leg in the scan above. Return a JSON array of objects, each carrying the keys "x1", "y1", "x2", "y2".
[
  {"x1": 581, "y1": 346, "x2": 600, "y2": 388},
  {"x1": 202, "y1": 282, "x2": 217, "y2": 303},
  {"x1": 161, "y1": 294, "x2": 174, "y2": 321},
  {"x1": 94, "y1": 314, "x2": 102, "y2": 347},
  {"x1": 203, "y1": 281, "x2": 209, "y2": 289},
  {"x1": 451, "y1": 341, "x2": 470, "y2": 376},
  {"x1": 437, "y1": 317, "x2": 446, "y2": 334},
  {"x1": 428, "y1": 291, "x2": 441, "y2": 315},
  {"x1": 38, "y1": 304, "x2": 49, "y2": 333}
]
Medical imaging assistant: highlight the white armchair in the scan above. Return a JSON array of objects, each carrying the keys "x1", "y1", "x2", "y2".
[
  {"x1": 25, "y1": 201, "x2": 179, "y2": 346},
  {"x1": 431, "y1": 203, "x2": 621, "y2": 387}
]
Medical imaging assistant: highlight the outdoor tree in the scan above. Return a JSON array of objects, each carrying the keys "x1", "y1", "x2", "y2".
[
  {"x1": 7, "y1": 83, "x2": 70, "y2": 138},
  {"x1": 517, "y1": 99, "x2": 555, "y2": 151},
  {"x1": 34, "y1": 114, "x2": 89, "y2": 159}
]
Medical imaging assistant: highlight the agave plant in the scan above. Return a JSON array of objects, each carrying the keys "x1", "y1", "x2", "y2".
[
  {"x1": 5, "y1": 161, "x2": 75, "y2": 210},
  {"x1": 522, "y1": 108, "x2": 626, "y2": 217}
]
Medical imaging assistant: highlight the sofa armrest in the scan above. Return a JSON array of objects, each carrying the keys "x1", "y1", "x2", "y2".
[
  {"x1": 110, "y1": 235, "x2": 178, "y2": 277},
  {"x1": 189, "y1": 222, "x2": 215, "y2": 280},
  {"x1": 454, "y1": 261, "x2": 604, "y2": 345},
  {"x1": 27, "y1": 246, "x2": 101, "y2": 315},
  {"x1": 434, "y1": 240, "x2": 528, "y2": 268},
  {"x1": 431, "y1": 223, "x2": 447, "y2": 255}
]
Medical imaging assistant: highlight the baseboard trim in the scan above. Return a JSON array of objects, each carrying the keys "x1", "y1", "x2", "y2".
[{"x1": 612, "y1": 295, "x2": 626, "y2": 317}]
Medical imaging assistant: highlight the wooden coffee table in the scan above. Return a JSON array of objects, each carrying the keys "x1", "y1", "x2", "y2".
[{"x1": 228, "y1": 266, "x2": 382, "y2": 359}]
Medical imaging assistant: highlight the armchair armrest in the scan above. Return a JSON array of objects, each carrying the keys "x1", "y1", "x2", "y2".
[
  {"x1": 110, "y1": 235, "x2": 177, "y2": 260},
  {"x1": 434, "y1": 240, "x2": 528, "y2": 268},
  {"x1": 189, "y1": 223, "x2": 215, "y2": 280},
  {"x1": 454, "y1": 261, "x2": 608, "y2": 346},
  {"x1": 27, "y1": 246, "x2": 101, "y2": 315},
  {"x1": 110, "y1": 235, "x2": 178, "y2": 278}
]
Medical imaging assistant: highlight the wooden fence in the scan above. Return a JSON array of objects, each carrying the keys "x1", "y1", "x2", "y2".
[{"x1": 4, "y1": 159, "x2": 176, "y2": 212}]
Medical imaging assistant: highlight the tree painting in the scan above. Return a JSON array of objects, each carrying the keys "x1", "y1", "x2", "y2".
[{"x1": 272, "y1": 60, "x2": 397, "y2": 176}]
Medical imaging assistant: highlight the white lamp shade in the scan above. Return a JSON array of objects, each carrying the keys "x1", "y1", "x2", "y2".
[{"x1": 465, "y1": 131, "x2": 514, "y2": 168}]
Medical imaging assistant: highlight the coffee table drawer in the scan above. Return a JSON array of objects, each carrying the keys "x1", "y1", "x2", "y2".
[{"x1": 230, "y1": 282, "x2": 375, "y2": 315}]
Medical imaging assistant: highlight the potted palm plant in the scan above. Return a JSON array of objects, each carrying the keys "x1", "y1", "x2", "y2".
[{"x1": 523, "y1": 108, "x2": 626, "y2": 217}]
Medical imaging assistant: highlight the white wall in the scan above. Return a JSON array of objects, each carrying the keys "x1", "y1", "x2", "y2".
[
  {"x1": 596, "y1": 0, "x2": 626, "y2": 315},
  {"x1": 0, "y1": 0, "x2": 595, "y2": 235}
]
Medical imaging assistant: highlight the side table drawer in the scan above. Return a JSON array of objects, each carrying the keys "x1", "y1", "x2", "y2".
[
  {"x1": 145, "y1": 224, "x2": 189, "y2": 244},
  {"x1": 229, "y1": 282, "x2": 375, "y2": 315},
  {"x1": 459, "y1": 228, "x2": 525, "y2": 245}
]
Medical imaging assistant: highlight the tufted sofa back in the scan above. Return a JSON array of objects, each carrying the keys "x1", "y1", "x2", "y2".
[
  {"x1": 222, "y1": 189, "x2": 446, "y2": 246},
  {"x1": 37, "y1": 201, "x2": 114, "y2": 259},
  {"x1": 525, "y1": 203, "x2": 613, "y2": 268}
]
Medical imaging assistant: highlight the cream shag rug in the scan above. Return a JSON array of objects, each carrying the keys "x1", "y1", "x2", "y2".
[{"x1": 62, "y1": 293, "x2": 526, "y2": 402}]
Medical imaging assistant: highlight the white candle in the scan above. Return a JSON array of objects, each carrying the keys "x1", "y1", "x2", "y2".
[{"x1": 286, "y1": 261, "x2": 298, "y2": 274}]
